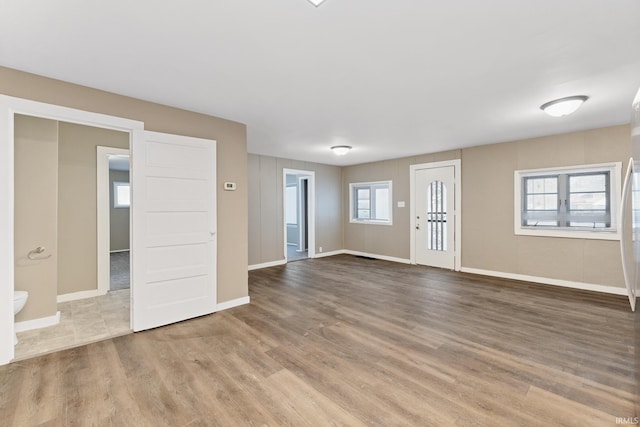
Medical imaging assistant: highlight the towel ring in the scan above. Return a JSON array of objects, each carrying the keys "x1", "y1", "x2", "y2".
[{"x1": 28, "y1": 246, "x2": 52, "y2": 260}]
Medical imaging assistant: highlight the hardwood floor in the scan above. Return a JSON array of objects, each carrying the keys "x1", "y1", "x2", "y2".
[{"x1": 1, "y1": 255, "x2": 638, "y2": 426}]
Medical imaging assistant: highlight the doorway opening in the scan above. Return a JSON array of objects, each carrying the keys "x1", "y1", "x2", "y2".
[
  {"x1": 97, "y1": 147, "x2": 131, "y2": 294},
  {"x1": 12, "y1": 117, "x2": 132, "y2": 361},
  {"x1": 283, "y1": 169, "x2": 316, "y2": 262},
  {"x1": 0, "y1": 95, "x2": 143, "y2": 365}
]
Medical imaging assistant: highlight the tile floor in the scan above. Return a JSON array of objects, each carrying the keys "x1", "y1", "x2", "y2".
[{"x1": 14, "y1": 289, "x2": 131, "y2": 361}]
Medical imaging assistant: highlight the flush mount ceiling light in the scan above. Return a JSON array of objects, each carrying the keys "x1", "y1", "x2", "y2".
[
  {"x1": 307, "y1": 0, "x2": 328, "y2": 6},
  {"x1": 540, "y1": 95, "x2": 589, "y2": 117},
  {"x1": 331, "y1": 145, "x2": 352, "y2": 155}
]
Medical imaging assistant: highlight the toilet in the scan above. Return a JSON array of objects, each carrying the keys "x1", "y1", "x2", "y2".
[{"x1": 13, "y1": 291, "x2": 29, "y2": 345}]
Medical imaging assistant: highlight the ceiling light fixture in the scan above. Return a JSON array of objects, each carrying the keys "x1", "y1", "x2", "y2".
[
  {"x1": 540, "y1": 95, "x2": 588, "y2": 117},
  {"x1": 307, "y1": 0, "x2": 327, "y2": 7},
  {"x1": 331, "y1": 145, "x2": 352, "y2": 155}
]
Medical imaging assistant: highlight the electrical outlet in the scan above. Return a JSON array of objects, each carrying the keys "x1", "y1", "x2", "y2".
[{"x1": 319, "y1": 246, "x2": 323, "y2": 253}]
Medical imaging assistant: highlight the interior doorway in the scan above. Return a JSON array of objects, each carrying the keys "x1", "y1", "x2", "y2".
[
  {"x1": 97, "y1": 147, "x2": 131, "y2": 294},
  {"x1": 283, "y1": 169, "x2": 316, "y2": 262},
  {"x1": 0, "y1": 95, "x2": 144, "y2": 365},
  {"x1": 410, "y1": 160, "x2": 462, "y2": 270},
  {"x1": 11, "y1": 119, "x2": 132, "y2": 361}
]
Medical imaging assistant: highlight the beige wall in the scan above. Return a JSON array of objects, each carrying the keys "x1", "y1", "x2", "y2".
[
  {"x1": 342, "y1": 151, "x2": 461, "y2": 259},
  {"x1": 14, "y1": 118, "x2": 131, "y2": 310},
  {"x1": 14, "y1": 115, "x2": 58, "y2": 321},
  {"x1": 340, "y1": 126, "x2": 629, "y2": 288},
  {"x1": 462, "y1": 125, "x2": 630, "y2": 288},
  {"x1": 109, "y1": 170, "x2": 130, "y2": 251},
  {"x1": 57, "y1": 122, "x2": 129, "y2": 295},
  {"x1": 6, "y1": 67, "x2": 626, "y2": 298},
  {"x1": 248, "y1": 154, "x2": 342, "y2": 265},
  {"x1": 252, "y1": 126, "x2": 628, "y2": 290},
  {"x1": 1, "y1": 66, "x2": 248, "y2": 303}
]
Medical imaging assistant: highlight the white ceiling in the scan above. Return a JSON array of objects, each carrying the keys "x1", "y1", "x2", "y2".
[{"x1": 2, "y1": 0, "x2": 640, "y2": 166}]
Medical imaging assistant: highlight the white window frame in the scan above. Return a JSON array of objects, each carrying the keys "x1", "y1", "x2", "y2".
[
  {"x1": 514, "y1": 162, "x2": 622, "y2": 240},
  {"x1": 349, "y1": 180, "x2": 393, "y2": 225},
  {"x1": 113, "y1": 181, "x2": 130, "y2": 208}
]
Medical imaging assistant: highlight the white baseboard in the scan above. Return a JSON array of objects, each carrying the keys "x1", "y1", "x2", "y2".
[
  {"x1": 313, "y1": 249, "x2": 346, "y2": 258},
  {"x1": 343, "y1": 250, "x2": 411, "y2": 264},
  {"x1": 57, "y1": 288, "x2": 107, "y2": 303},
  {"x1": 460, "y1": 267, "x2": 628, "y2": 296},
  {"x1": 308, "y1": 248, "x2": 412, "y2": 264},
  {"x1": 250, "y1": 250, "x2": 410, "y2": 266},
  {"x1": 217, "y1": 296, "x2": 250, "y2": 311},
  {"x1": 15, "y1": 311, "x2": 61, "y2": 333},
  {"x1": 248, "y1": 251, "x2": 625, "y2": 297},
  {"x1": 248, "y1": 259, "x2": 287, "y2": 271},
  {"x1": 109, "y1": 249, "x2": 130, "y2": 253}
]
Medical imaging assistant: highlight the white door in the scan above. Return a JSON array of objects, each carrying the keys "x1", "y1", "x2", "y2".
[
  {"x1": 620, "y1": 158, "x2": 638, "y2": 312},
  {"x1": 415, "y1": 166, "x2": 456, "y2": 269},
  {"x1": 132, "y1": 130, "x2": 217, "y2": 331}
]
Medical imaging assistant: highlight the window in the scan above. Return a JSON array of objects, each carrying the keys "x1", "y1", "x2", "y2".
[
  {"x1": 285, "y1": 185, "x2": 298, "y2": 224},
  {"x1": 350, "y1": 181, "x2": 392, "y2": 224},
  {"x1": 113, "y1": 181, "x2": 130, "y2": 208},
  {"x1": 427, "y1": 180, "x2": 448, "y2": 251},
  {"x1": 515, "y1": 163, "x2": 621, "y2": 240}
]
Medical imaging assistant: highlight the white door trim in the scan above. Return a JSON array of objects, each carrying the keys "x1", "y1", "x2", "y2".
[
  {"x1": 0, "y1": 94, "x2": 143, "y2": 366},
  {"x1": 410, "y1": 159, "x2": 462, "y2": 270},
  {"x1": 297, "y1": 176, "x2": 309, "y2": 252},
  {"x1": 97, "y1": 146, "x2": 130, "y2": 296},
  {"x1": 283, "y1": 169, "x2": 316, "y2": 260}
]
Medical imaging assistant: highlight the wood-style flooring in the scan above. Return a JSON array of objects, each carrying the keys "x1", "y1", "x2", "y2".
[{"x1": 1, "y1": 255, "x2": 638, "y2": 426}]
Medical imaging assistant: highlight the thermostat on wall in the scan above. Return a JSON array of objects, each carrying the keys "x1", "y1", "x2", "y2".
[{"x1": 224, "y1": 182, "x2": 237, "y2": 191}]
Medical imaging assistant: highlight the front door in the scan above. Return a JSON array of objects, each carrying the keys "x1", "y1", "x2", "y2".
[
  {"x1": 414, "y1": 165, "x2": 456, "y2": 269},
  {"x1": 131, "y1": 130, "x2": 217, "y2": 331}
]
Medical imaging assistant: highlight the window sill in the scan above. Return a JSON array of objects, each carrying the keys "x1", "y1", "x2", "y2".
[
  {"x1": 515, "y1": 227, "x2": 620, "y2": 241},
  {"x1": 350, "y1": 219, "x2": 393, "y2": 226}
]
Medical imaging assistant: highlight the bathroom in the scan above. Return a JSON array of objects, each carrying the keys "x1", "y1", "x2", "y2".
[{"x1": 13, "y1": 114, "x2": 131, "y2": 359}]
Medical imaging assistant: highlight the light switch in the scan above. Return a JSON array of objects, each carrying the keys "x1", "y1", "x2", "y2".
[
  {"x1": 397, "y1": 201, "x2": 405, "y2": 208},
  {"x1": 224, "y1": 182, "x2": 237, "y2": 191}
]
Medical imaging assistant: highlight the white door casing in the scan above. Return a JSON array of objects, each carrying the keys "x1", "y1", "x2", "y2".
[
  {"x1": 97, "y1": 147, "x2": 130, "y2": 297},
  {"x1": 132, "y1": 130, "x2": 217, "y2": 331},
  {"x1": 298, "y1": 176, "x2": 309, "y2": 252},
  {"x1": 410, "y1": 160, "x2": 461, "y2": 270}
]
